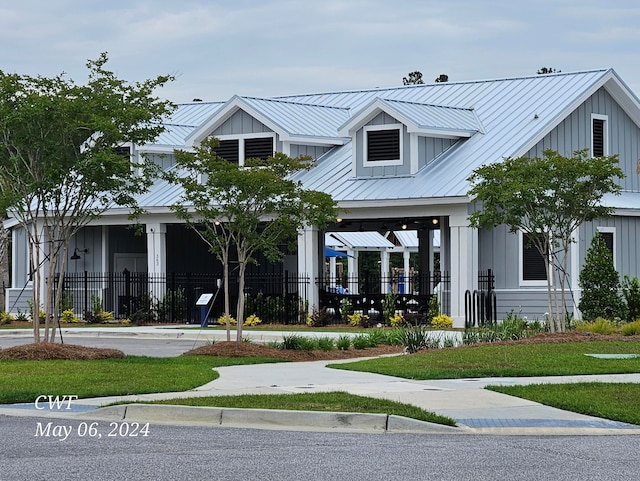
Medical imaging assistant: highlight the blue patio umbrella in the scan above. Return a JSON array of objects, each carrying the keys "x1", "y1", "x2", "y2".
[{"x1": 324, "y1": 247, "x2": 349, "y2": 258}]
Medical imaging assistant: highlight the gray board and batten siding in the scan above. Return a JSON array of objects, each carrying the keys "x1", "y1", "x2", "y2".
[{"x1": 477, "y1": 86, "x2": 640, "y2": 320}]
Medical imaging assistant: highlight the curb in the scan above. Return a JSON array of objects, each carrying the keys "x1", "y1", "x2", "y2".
[{"x1": 85, "y1": 404, "x2": 465, "y2": 434}]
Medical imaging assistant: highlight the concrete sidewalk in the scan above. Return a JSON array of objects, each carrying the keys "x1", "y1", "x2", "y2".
[{"x1": 1, "y1": 325, "x2": 640, "y2": 435}]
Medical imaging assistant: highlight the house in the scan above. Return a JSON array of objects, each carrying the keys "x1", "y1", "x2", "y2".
[{"x1": 6, "y1": 68, "x2": 640, "y2": 327}]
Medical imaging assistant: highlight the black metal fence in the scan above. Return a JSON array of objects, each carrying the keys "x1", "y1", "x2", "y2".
[
  {"x1": 58, "y1": 271, "x2": 310, "y2": 324},
  {"x1": 318, "y1": 272, "x2": 450, "y2": 324},
  {"x1": 57, "y1": 270, "x2": 463, "y2": 326}
]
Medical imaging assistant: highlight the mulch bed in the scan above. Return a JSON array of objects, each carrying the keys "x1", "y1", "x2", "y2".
[
  {"x1": 183, "y1": 341, "x2": 403, "y2": 361},
  {"x1": 1, "y1": 331, "x2": 638, "y2": 362},
  {"x1": 0, "y1": 343, "x2": 125, "y2": 360}
]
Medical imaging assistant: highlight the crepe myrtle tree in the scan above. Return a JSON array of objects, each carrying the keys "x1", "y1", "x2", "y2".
[
  {"x1": 165, "y1": 137, "x2": 337, "y2": 345},
  {"x1": 468, "y1": 149, "x2": 623, "y2": 332},
  {"x1": 0, "y1": 53, "x2": 175, "y2": 342}
]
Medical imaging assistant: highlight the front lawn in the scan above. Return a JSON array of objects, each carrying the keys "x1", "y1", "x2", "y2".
[{"x1": 329, "y1": 341, "x2": 640, "y2": 379}]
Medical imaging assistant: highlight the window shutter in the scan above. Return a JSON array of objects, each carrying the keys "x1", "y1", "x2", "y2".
[{"x1": 367, "y1": 129, "x2": 400, "y2": 161}]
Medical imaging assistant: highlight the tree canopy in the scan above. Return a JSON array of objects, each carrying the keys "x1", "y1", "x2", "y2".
[
  {"x1": 468, "y1": 149, "x2": 624, "y2": 331},
  {"x1": 403, "y1": 71, "x2": 425, "y2": 85},
  {"x1": 165, "y1": 138, "x2": 337, "y2": 343},
  {"x1": 0, "y1": 53, "x2": 175, "y2": 341}
]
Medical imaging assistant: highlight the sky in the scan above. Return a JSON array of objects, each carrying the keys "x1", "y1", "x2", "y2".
[{"x1": 1, "y1": 0, "x2": 639, "y2": 103}]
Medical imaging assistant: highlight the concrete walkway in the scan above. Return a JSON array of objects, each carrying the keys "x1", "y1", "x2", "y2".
[{"x1": 1, "y1": 325, "x2": 640, "y2": 435}]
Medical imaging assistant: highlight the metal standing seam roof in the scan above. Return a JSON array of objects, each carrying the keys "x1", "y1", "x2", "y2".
[
  {"x1": 237, "y1": 96, "x2": 352, "y2": 141},
  {"x1": 138, "y1": 69, "x2": 640, "y2": 209},
  {"x1": 291, "y1": 69, "x2": 623, "y2": 201}
]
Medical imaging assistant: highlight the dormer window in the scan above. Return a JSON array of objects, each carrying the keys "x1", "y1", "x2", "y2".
[
  {"x1": 363, "y1": 124, "x2": 403, "y2": 166},
  {"x1": 212, "y1": 134, "x2": 275, "y2": 165}
]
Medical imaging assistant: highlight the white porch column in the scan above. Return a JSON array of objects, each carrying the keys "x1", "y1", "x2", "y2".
[
  {"x1": 329, "y1": 256, "x2": 337, "y2": 288},
  {"x1": 380, "y1": 249, "x2": 390, "y2": 293},
  {"x1": 297, "y1": 225, "x2": 320, "y2": 310},
  {"x1": 146, "y1": 223, "x2": 167, "y2": 302},
  {"x1": 403, "y1": 250, "x2": 411, "y2": 294},
  {"x1": 448, "y1": 214, "x2": 478, "y2": 328},
  {"x1": 347, "y1": 249, "x2": 358, "y2": 294}
]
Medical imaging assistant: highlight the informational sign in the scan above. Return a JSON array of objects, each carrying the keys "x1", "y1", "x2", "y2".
[{"x1": 196, "y1": 293, "x2": 214, "y2": 306}]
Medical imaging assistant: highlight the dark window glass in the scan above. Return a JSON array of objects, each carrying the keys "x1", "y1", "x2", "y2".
[
  {"x1": 599, "y1": 231, "x2": 614, "y2": 258},
  {"x1": 522, "y1": 233, "x2": 547, "y2": 281},
  {"x1": 367, "y1": 129, "x2": 400, "y2": 161},
  {"x1": 245, "y1": 137, "x2": 273, "y2": 160},
  {"x1": 214, "y1": 139, "x2": 239, "y2": 163}
]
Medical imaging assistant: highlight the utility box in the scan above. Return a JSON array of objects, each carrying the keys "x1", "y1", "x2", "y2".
[{"x1": 196, "y1": 293, "x2": 214, "y2": 327}]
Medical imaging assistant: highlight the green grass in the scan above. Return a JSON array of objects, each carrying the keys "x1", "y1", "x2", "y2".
[
  {"x1": 329, "y1": 341, "x2": 640, "y2": 379},
  {"x1": 488, "y1": 383, "x2": 640, "y2": 425},
  {"x1": 0, "y1": 355, "x2": 285, "y2": 404},
  {"x1": 146, "y1": 391, "x2": 456, "y2": 426}
]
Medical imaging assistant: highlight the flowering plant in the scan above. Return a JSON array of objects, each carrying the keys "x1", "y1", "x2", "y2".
[
  {"x1": 389, "y1": 313, "x2": 405, "y2": 327},
  {"x1": 347, "y1": 312, "x2": 369, "y2": 327},
  {"x1": 245, "y1": 314, "x2": 262, "y2": 326},
  {"x1": 430, "y1": 314, "x2": 453, "y2": 329},
  {"x1": 217, "y1": 315, "x2": 237, "y2": 325}
]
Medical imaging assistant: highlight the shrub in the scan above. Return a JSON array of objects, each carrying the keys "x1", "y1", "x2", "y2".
[
  {"x1": 60, "y1": 309, "x2": 80, "y2": 323},
  {"x1": 244, "y1": 314, "x2": 262, "y2": 327},
  {"x1": 621, "y1": 320, "x2": 640, "y2": 336},
  {"x1": 578, "y1": 232, "x2": 625, "y2": 320},
  {"x1": 217, "y1": 315, "x2": 237, "y2": 325},
  {"x1": 306, "y1": 308, "x2": 332, "y2": 327},
  {"x1": 0, "y1": 311, "x2": 14, "y2": 325},
  {"x1": 394, "y1": 326, "x2": 432, "y2": 353},
  {"x1": 352, "y1": 334, "x2": 375, "y2": 350},
  {"x1": 316, "y1": 337, "x2": 336, "y2": 351},
  {"x1": 381, "y1": 292, "x2": 396, "y2": 325},
  {"x1": 366, "y1": 328, "x2": 390, "y2": 346},
  {"x1": 430, "y1": 314, "x2": 453, "y2": 329},
  {"x1": 336, "y1": 335, "x2": 352, "y2": 350},
  {"x1": 427, "y1": 295, "x2": 440, "y2": 324},
  {"x1": 340, "y1": 298, "x2": 353, "y2": 324},
  {"x1": 575, "y1": 317, "x2": 617, "y2": 335},
  {"x1": 389, "y1": 313, "x2": 405, "y2": 327},
  {"x1": 622, "y1": 275, "x2": 640, "y2": 322},
  {"x1": 280, "y1": 334, "x2": 319, "y2": 350},
  {"x1": 347, "y1": 312, "x2": 369, "y2": 327}
]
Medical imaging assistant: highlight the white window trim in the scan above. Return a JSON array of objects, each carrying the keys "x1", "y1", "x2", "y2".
[
  {"x1": 363, "y1": 124, "x2": 403, "y2": 167},
  {"x1": 519, "y1": 230, "x2": 551, "y2": 287},
  {"x1": 591, "y1": 113, "x2": 609, "y2": 157},
  {"x1": 596, "y1": 226, "x2": 616, "y2": 269},
  {"x1": 214, "y1": 132, "x2": 276, "y2": 166}
]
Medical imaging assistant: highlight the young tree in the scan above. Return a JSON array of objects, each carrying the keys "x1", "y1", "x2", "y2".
[
  {"x1": 468, "y1": 149, "x2": 624, "y2": 331},
  {"x1": 166, "y1": 138, "x2": 337, "y2": 345},
  {"x1": 0, "y1": 54, "x2": 175, "y2": 342},
  {"x1": 578, "y1": 232, "x2": 625, "y2": 321},
  {"x1": 403, "y1": 71, "x2": 425, "y2": 85}
]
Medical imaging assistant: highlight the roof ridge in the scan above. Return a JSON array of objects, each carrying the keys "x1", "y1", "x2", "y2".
[
  {"x1": 380, "y1": 98, "x2": 475, "y2": 111},
  {"x1": 239, "y1": 95, "x2": 352, "y2": 111},
  {"x1": 274, "y1": 68, "x2": 611, "y2": 99}
]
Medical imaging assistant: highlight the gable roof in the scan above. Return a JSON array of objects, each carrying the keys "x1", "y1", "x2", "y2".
[
  {"x1": 138, "y1": 68, "x2": 640, "y2": 209},
  {"x1": 338, "y1": 98, "x2": 483, "y2": 138},
  {"x1": 186, "y1": 95, "x2": 351, "y2": 146}
]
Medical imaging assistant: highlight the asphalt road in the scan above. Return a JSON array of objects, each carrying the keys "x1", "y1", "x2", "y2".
[{"x1": 2, "y1": 415, "x2": 639, "y2": 481}]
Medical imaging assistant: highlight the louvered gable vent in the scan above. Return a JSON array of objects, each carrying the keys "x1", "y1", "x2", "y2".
[
  {"x1": 214, "y1": 139, "x2": 239, "y2": 163},
  {"x1": 367, "y1": 129, "x2": 400, "y2": 161}
]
